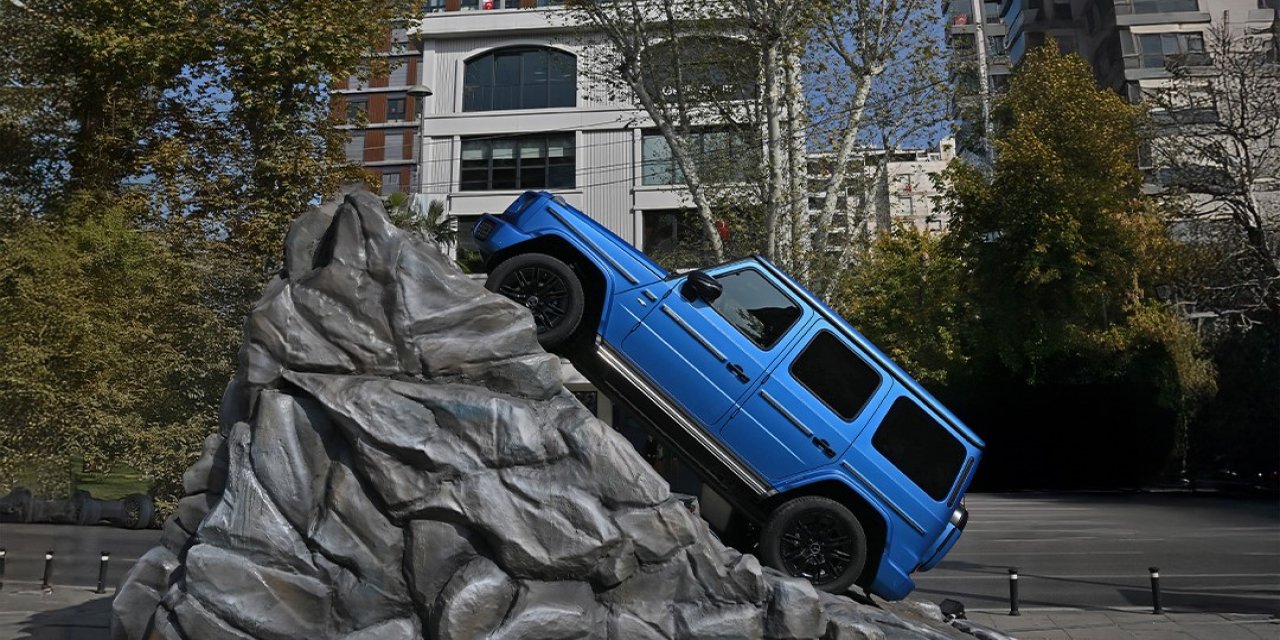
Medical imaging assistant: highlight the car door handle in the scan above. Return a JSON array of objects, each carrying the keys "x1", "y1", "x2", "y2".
[
  {"x1": 813, "y1": 437, "x2": 836, "y2": 459},
  {"x1": 726, "y1": 362, "x2": 749, "y2": 383}
]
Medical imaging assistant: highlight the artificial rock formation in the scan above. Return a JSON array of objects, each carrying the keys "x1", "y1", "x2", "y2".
[{"x1": 111, "y1": 190, "x2": 960, "y2": 640}]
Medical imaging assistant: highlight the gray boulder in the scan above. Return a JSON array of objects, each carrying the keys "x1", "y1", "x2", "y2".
[{"x1": 111, "y1": 190, "x2": 964, "y2": 639}]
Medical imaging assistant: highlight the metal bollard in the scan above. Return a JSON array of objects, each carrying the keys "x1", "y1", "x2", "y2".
[
  {"x1": 1149, "y1": 566, "x2": 1163, "y2": 614},
  {"x1": 41, "y1": 551, "x2": 54, "y2": 590},
  {"x1": 0, "y1": 547, "x2": 6, "y2": 591},
  {"x1": 1008, "y1": 567, "x2": 1021, "y2": 616},
  {"x1": 96, "y1": 552, "x2": 110, "y2": 594}
]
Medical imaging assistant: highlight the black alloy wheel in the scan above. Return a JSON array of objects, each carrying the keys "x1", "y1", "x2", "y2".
[
  {"x1": 760, "y1": 496, "x2": 867, "y2": 593},
  {"x1": 486, "y1": 253, "x2": 584, "y2": 350}
]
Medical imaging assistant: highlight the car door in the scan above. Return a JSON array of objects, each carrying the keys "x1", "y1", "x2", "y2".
[
  {"x1": 720, "y1": 324, "x2": 891, "y2": 483},
  {"x1": 618, "y1": 261, "x2": 809, "y2": 427},
  {"x1": 844, "y1": 391, "x2": 974, "y2": 538}
]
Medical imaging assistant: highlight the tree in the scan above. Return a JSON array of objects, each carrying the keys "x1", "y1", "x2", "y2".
[
  {"x1": 944, "y1": 45, "x2": 1214, "y2": 410},
  {"x1": 1145, "y1": 20, "x2": 1280, "y2": 324},
  {"x1": 0, "y1": 0, "x2": 414, "y2": 265},
  {"x1": 388, "y1": 194, "x2": 456, "y2": 248},
  {"x1": 833, "y1": 224, "x2": 969, "y2": 386},
  {"x1": 0, "y1": 0, "x2": 417, "y2": 505},
  {"x1": 0, "y1": 201, "x2": 237, "y2": 505},
  {"x1": 561, "y1": 0, "x2": 946, "y2": 294}
]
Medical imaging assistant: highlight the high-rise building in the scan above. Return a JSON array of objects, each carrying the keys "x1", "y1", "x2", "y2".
[
  {"x1": 947, "y1": 0, "x2": 1276, "y2": 154},
  {"x1": 945, "y1": 0, "x2": 1013, "y2": 159}
]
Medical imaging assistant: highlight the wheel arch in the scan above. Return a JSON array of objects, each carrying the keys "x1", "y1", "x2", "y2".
[
  {"x1": 486, "y1": 234, "x2": 608, "y2": 343},
  {"x1": 766, "y1": 479, "x2": 889, "y2": 589}
]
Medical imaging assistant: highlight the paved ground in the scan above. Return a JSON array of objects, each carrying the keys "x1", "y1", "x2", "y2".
[
  {"x1": 0, "y1": 524, "x2": 160, "y2": 593},
  {"x1": 914, "y1": 492, "x2": 1280, "y2": 639},
  {"x1": 1, "y1": 492, "x2": 1277, "y2": 639}
]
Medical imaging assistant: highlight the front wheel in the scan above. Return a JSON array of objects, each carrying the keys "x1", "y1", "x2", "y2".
[
  {"x1": 486, "y1": 253, "x2": 585, "y2": 351},
  {"x1": 759, "y1": 496, "x2": 867, "y2": 593}
]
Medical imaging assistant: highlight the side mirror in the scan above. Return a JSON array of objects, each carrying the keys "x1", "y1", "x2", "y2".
[{"x1": 680, "y1": 271, "x2": 722, "y2": 303}]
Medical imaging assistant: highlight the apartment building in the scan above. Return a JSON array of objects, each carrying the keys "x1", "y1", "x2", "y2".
[
  {"x1": 986, "y1": 0, "x2": 1275, "y2": 98},
  {"x1": 808, "y1": 138, "x2": 958, "y2": 237}
]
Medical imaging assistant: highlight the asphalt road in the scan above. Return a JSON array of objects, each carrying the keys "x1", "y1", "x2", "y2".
[
  {"x1": 0, "y1": 524, "x2": 160, "y2": 592},
  {"x1": 1, "y1": 492, "x2": 1277, "y2": 619},
  {"x1": 914, "y1": 492, "x2": 1280, "y2": 616}
]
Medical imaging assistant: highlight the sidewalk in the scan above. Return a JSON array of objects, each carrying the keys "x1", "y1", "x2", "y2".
[
  {"x1": 0, "y1": 585, "x2": 112, "y2": 640},
  {"x1": 954, "y1": 606, "x2": 1279, "y2": 640},
  {"x1": 2, "y1": 586, "x2": 1278, "y2": 639}
]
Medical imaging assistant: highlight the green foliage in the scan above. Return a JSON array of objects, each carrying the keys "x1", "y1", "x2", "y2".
[
  {"x1": 387, "y1": 195, "x2": 456, "y2": 248},
  {"x1": 834, "y1": 225, "x2": 969, "y2": 386},
  {"x1": 0, "y1": 202, "x2": 237, "y2": 505},
  {"x1": 941, "y1": 45, "x2": 1213, "y2": 404},
  {"x1": 1, "y1": 0, "x2": 415, "y2": 266},
  {"x1": 0, "y1": 0, "x2": 417, "y2": 505}
]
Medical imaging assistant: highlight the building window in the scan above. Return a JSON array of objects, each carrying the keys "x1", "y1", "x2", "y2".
[
  {"x1": 381, "y1": 171, "x2": 401, "y2": 196},
  {"x1": 424, "y1": 0, "x2": 446, "y2": 12},
  {"x1": 385, "y1": 130, "x2": 405, "y2": 161},
  {"x1": 641, "y1": 37, "x2": 758, "y2": 102},
  {"x1": 460, "y1": 0, "x2": 523, "y2": 8},
  {"x1": 345, "y1": 132, "x2": 365, "y2": 162},
  {"x1": 642, "y1": 209, "x2": 686, "y2": 254},
  {"x1": 463, "y1": 47, "x2": 576, "y2": 111},
  {"x1": 641, "y1": 129, "x2": 758, "y2": 186},
  {"x1": 459, "y1": 134, "x2": 574, "y2": 191},
  {"x1": 387, "y1": 96, "x2": 407, "y2": 121},
  {"x1": 346, "y1": 97, "x2": 368, "y2": 122},
  {"x1": 1126, "y1": 32, "x2": 1208, "y2": 68},
  {"x1": 988, "y1": 35, "x2": 1006, "y2": 55},
  {"x1": 641, "y1": 208, "x2": 724, "y2": 270},
  {"x1": 1115, "y1": 0, "x2": 1198, "y2": 13},
  {"x1": 388, "y1": 61, "x2": 409, "y2": 87}
]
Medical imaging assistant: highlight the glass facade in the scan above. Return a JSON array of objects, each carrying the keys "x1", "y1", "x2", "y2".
[
  {"x1": 459, "y1": 134, "x2": 575, "y2": 191},
  {"x1": 463, "y1": 47, "x2": 576, "y2": 112}
]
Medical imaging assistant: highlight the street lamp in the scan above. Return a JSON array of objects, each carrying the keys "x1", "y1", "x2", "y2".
[{"x1": 406, "y1": 84, "x2": 433, "y2": 197}]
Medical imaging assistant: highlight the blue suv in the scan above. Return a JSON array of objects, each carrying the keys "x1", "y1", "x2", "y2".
[{"x1": 474, "y1": 191, "x2": 983, "y2": 599}]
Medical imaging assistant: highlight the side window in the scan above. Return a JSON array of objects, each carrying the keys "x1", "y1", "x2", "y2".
[
  {"x1": 790, "y1": 331, "x2": 881, "y2": 421},
  {"x1": 709, "y1": 269, "x2": 801, "y2": 349},
  {"x1": 872, "y1": 397, "x2": 967, "y2": 501}
]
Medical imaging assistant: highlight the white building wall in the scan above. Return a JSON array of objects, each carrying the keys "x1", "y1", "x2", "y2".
[
  {"x1": 411, "y1": 8, "x2": 663, "y2": 243},
  {"x1": 580, "y1": 129, "x2": 638, "y2": 244}
]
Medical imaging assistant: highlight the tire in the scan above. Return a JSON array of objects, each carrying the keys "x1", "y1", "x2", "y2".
[
  {"x1": 486, "y1": 253, "x2": 585, "y2": 350},
  {"x1": 122, "y1": 494, "x2": 156, "y2": 530},
  {"x1": 759, "y1": 496, "x2": 867, "y2": 594}
]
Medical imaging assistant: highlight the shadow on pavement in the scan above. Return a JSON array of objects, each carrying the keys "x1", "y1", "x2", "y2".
[
  {"x1": 16, "y1": 595, "x2": 112, "y2": 640},
  {"x1": 1117, "y1": 587, "x2": 1280, "y2": 616}
]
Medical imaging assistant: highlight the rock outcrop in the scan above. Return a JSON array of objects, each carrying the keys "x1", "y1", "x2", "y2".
[{"x1": 111, "y1": 190, "x2": 961, "y2": 639}]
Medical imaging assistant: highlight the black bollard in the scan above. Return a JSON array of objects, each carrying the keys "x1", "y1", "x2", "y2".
[
  {"x1": 1008, "y1": 567, "x2": 1020, "y2": 616},
  {"x1": 1149, "y1": 566, "x2": 1163, "y2": 614},
  {"x1": 41, "y1": 551, "x2": 53, "y2": 590},
  {"x1": 0, "y1": 547, "x2": 6, "y2": 591},
  {"x1": 96, "y1": 552, "x2": 110, "y2": 594}
]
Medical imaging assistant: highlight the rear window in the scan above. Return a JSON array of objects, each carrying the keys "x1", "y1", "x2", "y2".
[
  {"x1": 790, "y1": 331, "x2": 881, "y2": 421},
  {"x1": 872, "y1": 397, "x2": 967, "y2": 501}
]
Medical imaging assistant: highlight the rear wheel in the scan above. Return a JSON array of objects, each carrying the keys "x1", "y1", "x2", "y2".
[
  {"x1": 760, "y1": 496, "x2": 866, "y2": 593},
  {"x1": 486, "y1": 253, "x2": 585, "y2": 350}
]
